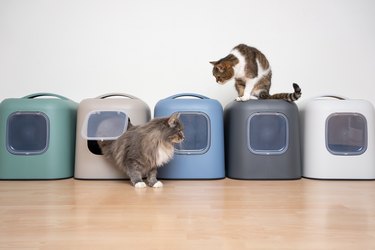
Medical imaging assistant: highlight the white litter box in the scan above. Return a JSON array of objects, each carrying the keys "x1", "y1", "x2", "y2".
[{"x1": 302, "y1": 96, "x2": 375, "y2": 179}]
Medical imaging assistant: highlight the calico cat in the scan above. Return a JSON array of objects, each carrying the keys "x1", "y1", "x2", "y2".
[
  {"x1": 210, "y1": 44, "x2": 301, "y2": 102},
  {"x1": 98, "y1": 113, "x2": 184, "y2": 188}
]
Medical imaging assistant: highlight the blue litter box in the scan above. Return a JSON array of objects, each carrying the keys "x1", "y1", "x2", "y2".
[{"x1": 154, "y1": 93, "x2": 225, "y2": 179}]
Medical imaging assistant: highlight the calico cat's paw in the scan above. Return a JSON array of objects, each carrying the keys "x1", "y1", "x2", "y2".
[
  {"x1": 152, "y1": 181, "x2": 163, "y2": 188},
  {"x1": 134, "y1": 182, "x2": 147, "y2": 188},
  {"x1": 236, "y1": 94, "x2": 253, "y2": 102}
]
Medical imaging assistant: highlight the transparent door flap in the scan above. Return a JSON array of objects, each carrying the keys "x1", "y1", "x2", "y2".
[
  {"x1": 247, "y1": 113, "x2": 289, "y2": 155},
  {"x1": 82, "y1": 110, "x2": 128, "y2": 140},
  {"x1": 326, "y1": 113, "x2": 367, "y2": 155},
  {"x1": 7, "y1": 112, "x2": 50, "y2": 155},
  {"x1": 175, "y1": 112, "x2": 210, "y2": 154}
]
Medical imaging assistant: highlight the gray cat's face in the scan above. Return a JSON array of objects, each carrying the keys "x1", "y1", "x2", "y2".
[
  {"x1": 210, "y1": 61, "x2": 234, "y2": 84},
  {"x1": 166, "y1": 113, "x2": 184, "y2": 144}
]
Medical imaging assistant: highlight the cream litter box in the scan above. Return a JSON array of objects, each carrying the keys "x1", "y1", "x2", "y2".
[{"x1": 74, "y1": 93, "x2": 151, "y2": 179}]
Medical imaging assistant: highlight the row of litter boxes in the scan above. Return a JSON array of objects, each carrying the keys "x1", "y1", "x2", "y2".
[{"x1": 0, "y1": 92, "x2": 374, "y2": 180}]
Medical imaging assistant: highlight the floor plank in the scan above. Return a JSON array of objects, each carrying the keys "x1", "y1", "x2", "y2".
[{"x1": 0, "y1": 178, "x2": 374, "y2": 249}]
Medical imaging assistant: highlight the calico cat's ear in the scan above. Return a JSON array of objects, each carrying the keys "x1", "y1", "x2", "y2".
[
  {"x1": 167, "y1": 112, "x2": 180, "y2": 128},
  {"x1": 215, "y1": 63, "x2": 226, "y2": 73},
  {"x1": 210, "y1": 61, "x2": 226, "y2": 73}
]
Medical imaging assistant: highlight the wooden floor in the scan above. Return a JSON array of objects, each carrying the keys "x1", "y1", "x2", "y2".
[{"x1": 0, "y1": 178, "x2": 374, "y2": 250}]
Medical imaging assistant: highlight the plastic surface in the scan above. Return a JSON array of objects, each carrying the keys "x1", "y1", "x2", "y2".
[
  {"x1": 154, "y1": 93, "x2": 225, "y2": 179},
  {"x1": 6, "y1": 112, "x2": 50, "y2": 155},
  {"x1": 0, "y1": 93, "x2": 77, "y2": 179},
  {"x1": 74, "y1": 93, "x2": 151, "y2": 179},
  {"x1": 174, "y1": 112, "x2": 210, "y2": 154},
  {"x1": 247, "y1": 112, "x2": 289, "y2": 155},
  {"x1": 81, "y1": 110, "x2": 129, "y2": 140},
  {"x1": 302, "y1": 96, "x2": 375, "y2": 179},
  {"x1": 325, "y1": 113, "x2": 367, "y2": 155},
  {"x1": 224, "y1": 100, "x2": 301, "y2": 180}
]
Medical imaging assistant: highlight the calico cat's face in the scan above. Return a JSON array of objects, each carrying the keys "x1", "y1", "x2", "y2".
[
  {"x1": 166, "y1": 113, "x2": 185, "y2": 144},
  {"x1": 210, "y1": 61, "x2": 235, "y2": 84}
]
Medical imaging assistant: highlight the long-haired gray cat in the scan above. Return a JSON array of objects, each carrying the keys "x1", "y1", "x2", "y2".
[
  {"x1": 98, "y1": 113, "x2": 184, "y2": 188},
  {"x1": 210, "y1": 44, "x2": 301, "y2": 102}
]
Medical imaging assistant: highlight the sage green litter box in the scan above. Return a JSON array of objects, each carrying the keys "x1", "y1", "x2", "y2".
[{"x1": 0, "y1": 93, "x2": 77, "y2": 179}]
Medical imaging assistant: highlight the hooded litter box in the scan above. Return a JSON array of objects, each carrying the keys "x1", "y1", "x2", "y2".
[
  {"x1": 224, "y1": 100, "x2": 301, "y2": 180},
  {"x1": 154, "y1": 93, "x2": 225, "y2": 179},
  {"x1": 302, "y1": 96, "x2": 375, "y2": 179},
  {"x1": 0, "y1": 93, "x2": 77, "y2": 179},
  {"x1": 74, "y1": 93, "x2": 151, "y2": 179}
]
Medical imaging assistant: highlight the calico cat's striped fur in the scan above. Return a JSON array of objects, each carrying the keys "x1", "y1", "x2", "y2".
[{"x1": 210, "y1": 44, "x2": 301, "y2": 102}]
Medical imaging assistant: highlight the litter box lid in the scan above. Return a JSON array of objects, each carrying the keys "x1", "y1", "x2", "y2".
[
  {"x1": 155, "y1": 93, "x2": 222, "y2": 113},
  {"x1": 78, "y1": 93, "x2": 151, "y2": 126},
  {"x1": 79, "y1": 93, "x2": 150, "y2": 140},
  {"x1": 304, "y1": 95, "x2": 373, "y2": 111},
  {"x1": 0, "y1": 92, "x2": 77, "y2": 111}
]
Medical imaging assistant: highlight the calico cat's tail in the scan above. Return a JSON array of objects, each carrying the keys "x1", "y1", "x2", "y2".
[{"x1": 266, "y1": 83, "x2": 301, "y2": 102}]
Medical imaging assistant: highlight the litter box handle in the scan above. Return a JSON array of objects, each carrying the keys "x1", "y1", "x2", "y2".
[
  {"x1": 314, "y1": 95, "x2": 349, "y2": 100},
  {"x1": 23, "y1": 93, "x2": 70, "y2": 100},
  {"x1": 167, "y1": 93, "x2": 209, "y2": 100},
  {"x1": 96, "y1": 93, "x2": 140, "y2": 100}
]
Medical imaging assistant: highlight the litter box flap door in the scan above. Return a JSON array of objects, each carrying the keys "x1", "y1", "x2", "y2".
[
  {"x1": 247, "y1": 112, "x2": 289, "y2": 155},
  {"x1": 6, "y1": 111, "x2": 50, "y2": 155},
  {"x1": 326, "y1": 112, "x2": 367, "y2": 155},
  {"x1": 81, "y1": 110, "x2": 129, "y2": 140},
  {"x1": 175, "y1": 112, "x2": 211, "y2": 155},
  {"x1": 95, "y1": 93, "x2": 151, "y2": 125}
]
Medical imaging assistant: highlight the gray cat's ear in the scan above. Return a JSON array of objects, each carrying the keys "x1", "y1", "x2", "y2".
[
  {"x1": 209, "y1": 61, "x2": 216, "y2": 65},
  {"x1": 168, "y1": 112, "x2": 180, "y2": 128}
]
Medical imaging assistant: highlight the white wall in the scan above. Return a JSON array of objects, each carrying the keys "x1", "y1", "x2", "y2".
[{"x1": 1, "y1": 0, "x2": 375, "y2": 113}]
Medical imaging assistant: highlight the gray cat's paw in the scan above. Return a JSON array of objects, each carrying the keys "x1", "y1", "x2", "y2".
[
  {"x1": 134, "y1": 182, "x2": 147, "y2": 188},
  {"x1": 152, "y1": 181, "x2": 163, "y2": 188}
]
